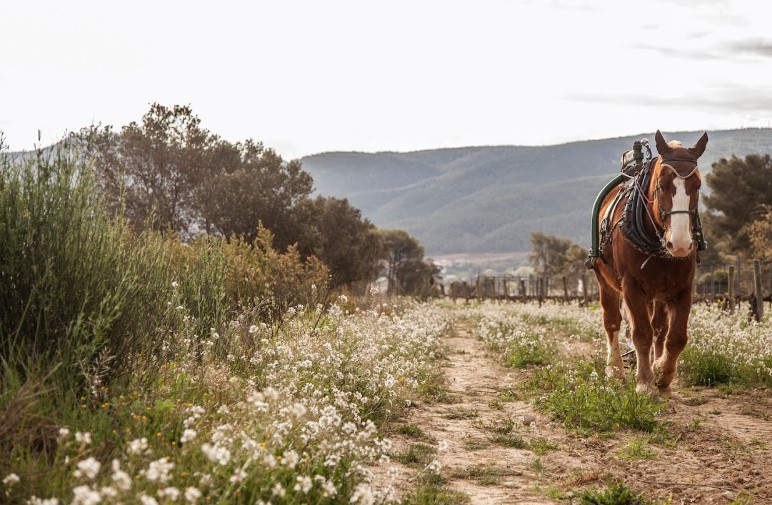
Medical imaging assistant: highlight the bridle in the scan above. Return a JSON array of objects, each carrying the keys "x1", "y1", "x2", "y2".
[{"x1": 654, "y1": 160, "x2": 700, "y2": 225}]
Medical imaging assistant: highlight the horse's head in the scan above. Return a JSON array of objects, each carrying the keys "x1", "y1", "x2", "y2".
[{"x1": 653, "y1": 130, "x2": 708, "y2": 258}]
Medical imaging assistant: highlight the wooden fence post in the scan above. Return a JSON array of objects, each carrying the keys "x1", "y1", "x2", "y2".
[
  {"x1": 562, "y1": 276, "x2": 569, "y2": 303},
  {"x1": 582, "y1": 272, "x2": 589, "y2": 306},
  {"x1": 728, "y1": 265, "x2": 735, "y2": 314},
  {"x1": 753, "y1": 259, "x2": 764, "y2": 321}
]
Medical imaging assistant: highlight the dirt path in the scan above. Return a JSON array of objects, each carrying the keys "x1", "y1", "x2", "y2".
[{"x1": 382, "y1": 319, "x2": 772, "y2": 504}]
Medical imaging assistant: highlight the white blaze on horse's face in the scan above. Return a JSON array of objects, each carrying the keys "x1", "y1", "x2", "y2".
[{"x1": 666, "y1": 177, "x2": 693, "y2": 257}]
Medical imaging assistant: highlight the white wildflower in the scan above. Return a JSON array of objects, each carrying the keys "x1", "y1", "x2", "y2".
[
  {"x1": 58, "y1": 428, "x2": 70, "y2": 439},
  {"x1": 127, "y1": 437, "x2": 149, "y2": 455},
  {"x1": 229, "y1": 469, "x2": 247, "y2": 483},
  {"x1": 349, "y1": 483, "x2": 374, "y2": 505},
  {"x1": 26, "y1": 497, "x2": 59, "y2": 505},
  {"x1": 184, "y1": 487, "x2": 202, "y2": 504},
  {"x1": 71, "y1": 485, "x2": 101, "y2": 505},
  {"x1": 144, "y1": 457, "x2": 174, "y2": 483},
  {"x1": 201, "y1": 443, "x2": 231, "y2": 465},
  {"x1": 281, "y1": 449, "x2": 299, "y2": 469},
  {"x1": 180, "y1": 429, "x2": 197, "y2": 444},
  {"x1": 3, "y1": 473, "x2": 20, "y2": 485},
  {"x1": 248, "y1": 324, "x2": 258, "y2": 334},
  {"x1": 99, "y1": 488, "x2": 117, "y2": 499},
  {"x1": 272, "y1": 483, "x2": 286, "y2": 497},
  {"x1": 294, "y1": 475, "x2": 313, "y2": 494},
  {"x1": 139, "y1": 494, "x2": 159, "y2": 505},
  {"x1": 425, "y1": 460, "x2": 443, "y2": 474},
  {"x1": 74, "y1": 457, "x2": 101, "y2": 480},
  {"x1": 75, "y1": 432, "x2": 92, "y2": 445},
  {"x1": 110, "y1": 460, "x2": 131, "y2": 491},
  {"x1": 158, "y1": 487, "x2": 180, "y2": 501}
]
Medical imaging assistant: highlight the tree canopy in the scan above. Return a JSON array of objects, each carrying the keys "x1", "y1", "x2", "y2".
[
  {"x1": 702, "y1": 154, "x2": 772, "y2": 256},
  {"x1": 75, "y1": 103, "x2": 412, "y2": 291},
  {"x1": 528, "y1": 232, "x2": 584, "y2": 275}
]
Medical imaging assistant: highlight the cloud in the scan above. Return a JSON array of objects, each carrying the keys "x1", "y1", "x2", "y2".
[
  {"x1": 726, "y1": 38, "x2": 772, "y2": 58},
  {"x1": 568, "y1": 84, "x2": 772, "y2": 114}
]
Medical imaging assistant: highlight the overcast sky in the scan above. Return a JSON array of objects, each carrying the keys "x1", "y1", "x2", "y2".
[{"x1": 2, "y1": 0, "x2": 770, "y2": 160}]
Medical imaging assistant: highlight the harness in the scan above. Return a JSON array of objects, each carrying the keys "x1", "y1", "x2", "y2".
[
  {"x1": 588, "y1": 156, "x2": 707, "y2": 270},
  {"x1": 619, "y1": 158, "x2": 669, "y2": 258}
]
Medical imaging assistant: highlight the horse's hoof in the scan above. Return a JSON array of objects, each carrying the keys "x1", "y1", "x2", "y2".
[
  {"x1": 657, "y1": 384, "x2": 672, "y2": 397},
  {"x1": 635, "y1": 382, "x2": 657, "y2": 395}
]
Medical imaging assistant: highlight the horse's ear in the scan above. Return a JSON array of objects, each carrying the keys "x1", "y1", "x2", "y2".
[
  {"x1": 689, "y1": 132, "x2": 709, "y2": 158},
  {"x1": 655, "y1": 130, "x2": 671, "y2": 155}
]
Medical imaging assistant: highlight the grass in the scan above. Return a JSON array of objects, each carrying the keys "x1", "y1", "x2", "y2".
[
  {"x1": 403, "y1": 483, "x2": 470, "y2": 505},
  {"x1": 530, "y1": 438, "x2": 559, "y2": 456},
  {"x1": 450, "y1": 464, "x2": 505, "y2": 486},
  {"x1": 0, "y1": 142, "x2": 459, "y2": 504},
  {"x1": 525, "y1": 360, "x2": 667, "y2": 435},
  {"x1": 617, "y1": 437, "x2": 658, "y2": 461},
  {"x1": 444, "y1": 408, "x2": 479, "y2": 420},
  {"x1": 579, "y1": 482, "x2": 658, "y2": 505},
  {"x1": 393, "y1": 443, "x2": 437, "y2": 467},
  {"x1": 397, "y1": 423, "x2": 435, "y2": 441}
]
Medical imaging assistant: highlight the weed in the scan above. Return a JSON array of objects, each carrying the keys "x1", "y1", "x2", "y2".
[
  {"x1": 450, "y1": 464, "x2": 504, "y2": 486},
  {"x1": 393, "y1": 443, "x2": 437, "y2": 466},
  {"x1": 579, "y1": 481, "x2": 657, "y2": 505},
  {"x1": 526, "y1": 361, "x2": 666, "y2": 434},
  {"x1": 617, "y1": 437, "x2": 658, "y2": 461},
  {"x1": 444, "y1": 408, "x2": 479, "y2": 420},
  {"x1": 530, "y1": 438, "x2": 559, "y2": 455},
  {"x1": 404, "y1": 483, "x2": 470, "y2": 505},
  {"x1": 398, "y1": 423, "x2": 435, "y2": 441}
]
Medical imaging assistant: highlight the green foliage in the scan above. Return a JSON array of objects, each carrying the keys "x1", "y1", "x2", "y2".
[
  {"x1": 529, "y1": 232, "x2": 585, "y2": 276},
  {"x1": 403, "y1": 483, "x2": 470, "y2": 505},
  {"x1": 579, "y1": 482, "x2": 656, "y2": 505},
  {"x1": 299, "y1": 196, "x2": 383, "y2": 289},
  {"x1": 703, "y1": 153, "x2": 772, "y2": 255},
  {"x1": 0, "y1": 144, "x2": 175, "y2": 390},
  {"x1": 526, "y1": 361, "x2": 666, "y2": 435},
  {"x1": 379, "y1": 229, "x2": 440, "y2": 297}
]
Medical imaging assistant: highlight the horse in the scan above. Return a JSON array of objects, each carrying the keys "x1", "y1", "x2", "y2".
[{"x1": 592, "y1": 130, "x2": 708, "y2": 396}]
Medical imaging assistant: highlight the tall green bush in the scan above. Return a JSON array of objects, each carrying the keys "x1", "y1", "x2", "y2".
[{"x1": 0, "y1": 144, "x2": 174, "y2": 390}]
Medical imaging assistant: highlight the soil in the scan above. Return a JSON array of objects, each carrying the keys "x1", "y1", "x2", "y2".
[{"x1": 379, "y1": 322, "x2": 772, "y2": 504}]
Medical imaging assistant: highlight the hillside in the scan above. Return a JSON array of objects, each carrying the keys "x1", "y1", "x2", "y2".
[{"x1": 302, "y1": 128, "x2": 772, "y2": 256}]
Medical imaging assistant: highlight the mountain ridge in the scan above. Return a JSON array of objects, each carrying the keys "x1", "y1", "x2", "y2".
[{"x1": 301, "y1": 128, "x2": 772, "y2": 255}]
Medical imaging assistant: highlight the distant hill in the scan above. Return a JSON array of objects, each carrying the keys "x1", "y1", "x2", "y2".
[{"x1": 302, "y1": 128, "x2": 772, "y2": 256}]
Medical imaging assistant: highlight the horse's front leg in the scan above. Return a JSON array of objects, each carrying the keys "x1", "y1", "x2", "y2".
[
  {"x1": 623, "y1": 286, "x2": 656, "y2": 394},
  {"x1": 599, "y1": 284, "x2": 625, "y2": 380},
  {"x1": 654, "y1": 290, "x2": 692, "y2": 396},
  {"x1": 650, "y1": 300, "x2": 668, "y2": 361}
]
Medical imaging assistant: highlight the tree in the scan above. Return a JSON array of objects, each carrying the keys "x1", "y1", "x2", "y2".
[
  {"x1": 528, "y1": 232, "x2": 581, "y2": 275},
  {"x1": 747, "y1": 205, "x2": 772, "y2": 261},
  {"x1": 79, "y1": 104, "x2": 214, "y2": 236},
  {"x1": 378, "y1": 229, "x2": 439, "y2": 296},
  {"x1": 199, "y1": 140, "x2": 313, "y2": 251},
  {"x1": 78, "y1": 104, "x2": 315, "y2": 252},
  {"x1": 299, "y1": 196, "x2": 383, "y2": 289},
  {"x1": 702, "y1": 154, "x2": 772, "y2": 256}
]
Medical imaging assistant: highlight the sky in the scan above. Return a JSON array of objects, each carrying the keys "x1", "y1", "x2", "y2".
[{"x1": 2, "y1": 0, "x2": 771, "y2": 160}]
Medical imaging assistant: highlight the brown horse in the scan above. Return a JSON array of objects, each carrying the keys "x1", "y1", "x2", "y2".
[{"x1": 593, "y1": 130, "x2": 708, "y2": 396}]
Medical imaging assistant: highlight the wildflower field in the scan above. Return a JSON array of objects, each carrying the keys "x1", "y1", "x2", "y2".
[{"x1": 2, "y1": 147, "x2": 772, "y2": 504}]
